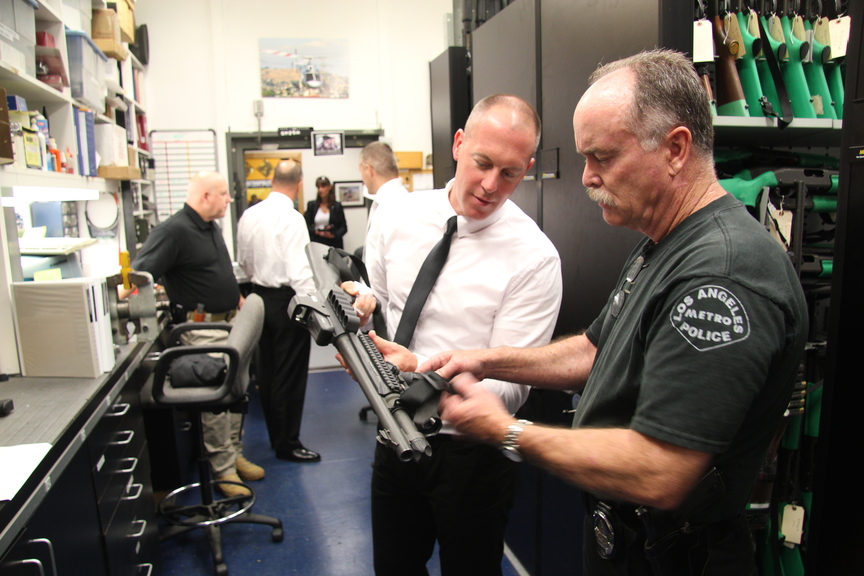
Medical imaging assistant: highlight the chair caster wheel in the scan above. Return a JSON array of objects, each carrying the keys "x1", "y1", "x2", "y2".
[
  {"x1": 215, "y1": 563, "x2": 228, "y2": 576},
  {"x1": 272, "y1": 527, "x2": 284, "y2": 542}
]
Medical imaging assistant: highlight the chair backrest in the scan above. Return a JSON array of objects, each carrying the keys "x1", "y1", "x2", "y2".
[
  {"x1": 146, "y1": 293, "x2": 264, "y2": 408},
  {"x1": 223, "y1": 293, "x2": 264, "y2": 400}
]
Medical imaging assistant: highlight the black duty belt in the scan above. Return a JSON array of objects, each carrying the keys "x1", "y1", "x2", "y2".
[{"x1": 585, "y1": 467, "x2": 729, "y2": 561}]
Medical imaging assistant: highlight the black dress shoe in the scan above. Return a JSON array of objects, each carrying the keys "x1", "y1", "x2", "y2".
[{"x1": 277, "y1": 448, "x2": 321, "y2": 462}]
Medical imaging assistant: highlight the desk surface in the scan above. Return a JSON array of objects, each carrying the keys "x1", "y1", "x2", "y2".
[
  {"x1": 0, "y1": 337, "x2": 156, "y2": 555},
  {"x1": 0, "y1": 373, "x2": 107, "y2": 447}
]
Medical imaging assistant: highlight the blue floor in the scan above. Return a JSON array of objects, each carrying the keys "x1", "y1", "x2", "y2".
[{"x1": 159, "y1": 369, "x2": 523, "y2": 576}]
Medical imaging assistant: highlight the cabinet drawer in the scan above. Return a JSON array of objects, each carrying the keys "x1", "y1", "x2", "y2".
[
  {"x1": 104, "y1": 444, "x2": 160, "y2": 576},
  {"x1": 95, "y1": 415, "x2": 147, "y2": 527},
  {"x1": 87, "y1": 379, "x2": 142, "y2": 471}
]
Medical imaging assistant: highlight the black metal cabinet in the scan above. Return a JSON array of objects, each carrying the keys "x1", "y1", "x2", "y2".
[
  {"x1": 93, "y1": 358, "x2": 162, "y2": 576},
  {"x1": 0, "y1": 446, "x2": 108, "y2": 576},
  {"x1": 0, "y1": 361, "x2": 162, "y2": 576},
  {"x1": 467, "y1": 3, "x2": 680, "y2": 573},
  {"x1": 808, "y1": 4, "x2": 864, "y2": 574},
  {"x1": 451, "y1": 0, "x2": 864, "y2": 574}
]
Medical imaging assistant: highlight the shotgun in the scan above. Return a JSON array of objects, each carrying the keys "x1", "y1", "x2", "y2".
[
  {"x1": 778, "y1": 13, "x2": 817, "y2": 118},
  {"x1": 713, "y1": 14, "x2": 749, "y2": 116},
  {"x1": 802, "y1": 19, "x2": 838, "y2": 119},
  {"x1": 288, "y1": 243, "x2": 448, "y2": 462}
]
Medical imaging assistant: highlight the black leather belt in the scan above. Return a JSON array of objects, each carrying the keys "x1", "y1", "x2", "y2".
[
  {"x1": 186, "y1": 309, "x2": 236, "y2": 322},
  {"x1": 251, "y1": 284, "x2": 295, "y2": 295}
]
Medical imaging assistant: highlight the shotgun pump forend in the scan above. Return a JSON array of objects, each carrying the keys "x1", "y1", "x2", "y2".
[{"x1": 289, "y1": 243, "x2": 449, "y2": 462}]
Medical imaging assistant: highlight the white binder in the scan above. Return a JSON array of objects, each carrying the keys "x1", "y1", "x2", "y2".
[{"x1": 12, "y1": 278, "x2": 115, "y2": 378}]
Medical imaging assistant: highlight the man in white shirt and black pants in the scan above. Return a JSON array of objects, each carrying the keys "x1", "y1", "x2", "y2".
[
  {"x1": 358, "y1": 141, "x2": 409, "y2": 256},
  {"x1": 236, "y1": 160, "x2": 320, "y2": 463},
  {"x1": 362, "y1": 95, "x2": 563, "y2": 575}
]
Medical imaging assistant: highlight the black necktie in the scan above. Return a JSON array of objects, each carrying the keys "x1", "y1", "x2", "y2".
[{"x1": 394, "y1": 215, "x2": 458, "y2": 347}]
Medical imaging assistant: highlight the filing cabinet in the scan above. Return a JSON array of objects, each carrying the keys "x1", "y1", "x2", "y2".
[{"x1": 0, "y1": 346, "x2": 162, "y2": 576}]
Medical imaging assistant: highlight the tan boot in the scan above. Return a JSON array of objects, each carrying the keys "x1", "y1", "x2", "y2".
[
  {"x1": 214, "y1": 473, "x2": 251, "y2": 498},
  {"x1": 235, "y1": 455, "x2": 265, "y2": 481}
]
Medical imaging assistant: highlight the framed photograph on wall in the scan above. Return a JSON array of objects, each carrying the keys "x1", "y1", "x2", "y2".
[
  {"x1": 334, "y1": 181, "x2": 364, "y2": 207},
  {"x1": 312, "y1": 131, "x2": 344, "y2": 156}
]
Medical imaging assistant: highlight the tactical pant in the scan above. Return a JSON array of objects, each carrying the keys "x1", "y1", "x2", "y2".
[{"x1": 181, "y1": 323, "x2": 244, "y2": 478}]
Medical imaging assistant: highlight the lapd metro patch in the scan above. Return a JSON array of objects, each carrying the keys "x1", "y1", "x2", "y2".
[{"x1": 669, "y1": 285, "x2": 750, "y2": 351}]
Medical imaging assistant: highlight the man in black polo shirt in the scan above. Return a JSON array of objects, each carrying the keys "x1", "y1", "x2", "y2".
[{"x1": 133, "y1": 171, "x2": 264, "y2": 497}]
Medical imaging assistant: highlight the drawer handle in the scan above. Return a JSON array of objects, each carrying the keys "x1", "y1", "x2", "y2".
[
  {"x1": 110, "y1": 430, "x2": 135, "y2": 445},
  {"x1": 28, "y1": 538, "x2": 57, "y2": 576},
  {"x1": 138, "y1": 563, "x2": 154, "y2": 576},
  {"x1": 123, "y1": 482, "x2": 144, "y2": 501},
  {"x1": 116, "y1": 457, "x2": 139, "y2": 474},
  {"x1": 2, "y1": 559, "x2": 46, "y2": 576},
  {"x1": 108, "y1": 403, "x2": 131, "y2": 417},
  {"x1": 128, "y1": 519, "x2": 147, "y2": 539}
]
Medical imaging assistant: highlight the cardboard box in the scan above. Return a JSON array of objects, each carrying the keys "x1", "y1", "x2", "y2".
[
  {"x1": 395, "y1": 151, "x2": 423, "y2": 170},
  {"x1": 91, "y1": 8, "x2": 128, "y2": 60},
  {"x1": 97, "y1": 165, "x2": 141, "y2": 180},
  {"x1": 108, "y1": 0, "x2": 135, "y2": 43},
  {"x1": 0, "y1": 88, "x2": 14, "y2": 165}
]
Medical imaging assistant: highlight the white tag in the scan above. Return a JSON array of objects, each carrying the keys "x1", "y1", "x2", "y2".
[
  {"x1": 768, "y1": 201, "x2": 793, "y2": 249},
  {"x1": 813, "y1": 17, "x2": 831, "y2": 49},
  {"x1": 791, "y1": 15, "x2": 807, "y2": 42},
  {"x1": 781, "y1": 504, "x2": 805, "y2": 545},
  {"x1": 693, "y1": 20, "x2": 714, "y2": 62},
  {"x1": 768, "y1": 15, "x2": 785, "y2": 44},
  {"x1": 0, "y1": 21, "x2": 19, "y2": 43},
  {"x1": 765, "y1": 212, "x2": 787, "y2": 249},
  {"x1": 747, "y1": 10, "x2": 760, "y2": 39},
  {"x1": 829, "y1": 16, "x2": 851, "y2": 59}
]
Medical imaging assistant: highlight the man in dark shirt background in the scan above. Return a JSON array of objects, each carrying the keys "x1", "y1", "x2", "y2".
[{"x1": 132, "y1": 171, "x2": 264, "y2": 497}]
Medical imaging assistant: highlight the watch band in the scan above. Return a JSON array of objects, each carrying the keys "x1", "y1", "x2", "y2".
[{"x1": 501, "y1": 419, "x2": 533, "y2": 462}]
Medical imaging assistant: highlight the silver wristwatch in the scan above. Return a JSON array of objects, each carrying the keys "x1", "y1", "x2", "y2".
[{"x1": 501, "y1": 419, "x2": 532, "y2": 462}]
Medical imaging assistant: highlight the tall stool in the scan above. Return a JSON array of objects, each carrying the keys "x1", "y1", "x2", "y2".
[{"x1": 141, "y1": 294, "x2": 282, "y2": 576}]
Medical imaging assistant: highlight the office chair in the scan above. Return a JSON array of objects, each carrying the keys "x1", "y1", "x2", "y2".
[{"x1": 141, "y1": 293, "x2": 282, "y2": 576}]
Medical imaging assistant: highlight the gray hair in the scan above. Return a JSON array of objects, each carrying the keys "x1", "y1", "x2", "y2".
[
  {"x1": 590, "y1": 49, "x2": 714, "y2": 159},
  {"x1": 272, "y1": 160, "x2": 303, "y2": 187},
  {"x1": 360, "y1": 141, "x2": 399, "y2": 178}
]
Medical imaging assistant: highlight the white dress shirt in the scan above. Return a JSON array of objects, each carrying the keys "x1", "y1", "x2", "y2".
[
  {"x1": 236, "y1": 192, "x2": 315, "y2": 295},
  {"x1": 365, "y1": 177, "x2": 410, "y2": 239},
  {"x1": 365, "y1": 180, "x2": 563, "y2": 418}
]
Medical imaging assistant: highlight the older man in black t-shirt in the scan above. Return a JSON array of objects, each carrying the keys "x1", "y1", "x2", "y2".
[{"x1": 133, "y1": 171, "x2": 264, "y2": 497}]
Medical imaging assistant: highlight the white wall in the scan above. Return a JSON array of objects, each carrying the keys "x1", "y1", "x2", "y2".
[{"x1": 135, "y1": 0, "x2": 453, "y2": 252}]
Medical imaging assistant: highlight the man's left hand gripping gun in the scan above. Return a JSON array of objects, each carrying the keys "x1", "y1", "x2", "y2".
[{"x1": 288, "y1": 243, "x2": 447, "y2": 462}]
